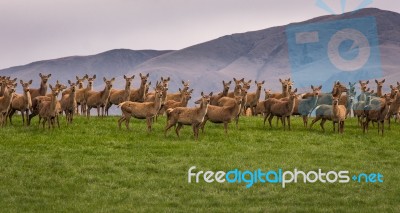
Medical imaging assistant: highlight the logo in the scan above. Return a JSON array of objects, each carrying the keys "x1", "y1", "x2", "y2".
[
  {"x1": 188, "y1": 166, "x2": 384, "y2": 188},
  {"x1": 285, "y1": 0, "x2": 382, "y2": 90}
]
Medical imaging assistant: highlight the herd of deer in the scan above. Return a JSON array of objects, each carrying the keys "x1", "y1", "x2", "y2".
[{"x1": 1, "y1": 73, "x2": 400, "y2": 139}]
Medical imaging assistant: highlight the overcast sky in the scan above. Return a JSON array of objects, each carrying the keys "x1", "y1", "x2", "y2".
[{"x1": 0, "y1": 0, "x2": 398, "y2": 69}]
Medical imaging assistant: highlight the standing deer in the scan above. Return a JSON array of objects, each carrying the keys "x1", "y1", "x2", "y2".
[
  {"x1": 118, "y1": 88, "x2": 163, "y2": 132},
  {"x1": 227, "y1": 78, "x2": 243, "y2": 98},
  {"x1": 30, "y1": 73, "x2": 51, "y2": 100},
  {"x1": 60, "y1": 81, "x2": 77, "y2": 124},
  {"x1": 86, "y1": 77, "x2": 115, "y2": 118},
  {"x1": 210, "y1": 80, "x2": 231, "y2": 106},
  {"x1": 8, "y1": 80, "x2": 33, "y2": 125},
  {"x1": 264, "y1": 89, "x2": 298, "y2": 130},
  {"x1": 0, "y1": 84, "x2": 16, "y2": 127},
  {"x1": 105, "y1": 75, "x2": 135, "y2": 115},
  {"x1": 38, "y1": 85, "x2": 59, "y2": 129},
  {"x1": 76, "y1": 74, "x2": 96, "y2": 115},
  {"x1": 165, "y1": 92, "x2": 212, "y2": 140},
  {"x1": 245, "y1": 80, "x2": 265, "y2": 115},
  {"x1": 166, "y1": 80, "x2": 190, "y2": 102},
  {"x1": 130, "y1": 73, "x2": 149, "y2": 102}
]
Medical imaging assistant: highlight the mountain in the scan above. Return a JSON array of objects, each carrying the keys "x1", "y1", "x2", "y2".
[
  {"x1": 2, "y1": 8, "x2": 400, "y2": 99},
  {"x1": 0, "y1": 49, "x2": 172, "y2": 87}
]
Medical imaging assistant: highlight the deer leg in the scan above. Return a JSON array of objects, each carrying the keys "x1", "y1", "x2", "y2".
[
  {"x1": 268, "y1": 114, "x2": 274, "y2": 128},
  {"x1": 224, "y1": 122, "x2": 228, "y2": 134},
  {"x1": 200, "y1": 118, "x2": 208, "y2": 133},
  {"x1": 175, "y1": 123, "x2": 183, "y2": 137},
  {"x1": 118, "y1": 116, "x2": 125, "y2": 129},
  {"x1": 309, "y1": 116, "x2": 320, "y2": 129},
  {"x1": 287, "y1": 116, "x2": 291, "y2": 131},
  {"x1": 147, "y1": 117, "x2": 152, "y2": 132},
  {"x1": 320, "y1": 119, "x2": 326, "y2": 132}
]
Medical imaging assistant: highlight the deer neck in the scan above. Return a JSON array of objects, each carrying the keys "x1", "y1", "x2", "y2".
[
  {"x1": 138, "y1": 81, "x2": 146, "y2": 99},
  {"x1": 50, "y1": 95, "x2": 57, "y2": 112},
  {"x1": 0, "y1": 84, "x2": 5, "y2": 96},
  {"x1": 101, "y1": 85, "x2": 111, "y2": 101},
  {"x1": 288, "y1": 97, "x2": 296, "y2": 112},
  {"x1": 282, "y1": 88, "x2": 289, "y2": 97},
  {"x1": 199, "y1": 100, "x2": 209, "y2": 116},
  {"x1": 154, "y1": 95, "x2": 162, "y2": 111},
  {"x1": 39, "y1": 82, "x2": 47, "y2": 96},
  {"x1": 255, "y1": 86, "x2": 262, "y2": 100},
  {"x1": 24, "y1": 90, "x2": 32, "y2": 108},
  {"x1": 222, "y1": 87, "x2": 229, "y2": 96},
  {"x1": 377, "y1": 86, "x2": 382, "y2": 97}
]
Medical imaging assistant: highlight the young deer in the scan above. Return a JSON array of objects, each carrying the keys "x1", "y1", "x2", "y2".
[
  {"x1": 165, "y1": 92, "x2": 212, "y2": 140},
  {"x1": 200, "y1": 95, "x2": 242, "y2": 134},
  {"x1": 8, "y1": 80, "x2": 33, "y2": 125},
  {"x1": 264, "y1": 89, "x2": 297, "y2": 130},
  {"x1": 30, "y1": 73, "x2": 51, "y2": 100},
  {"x1": 245, "y1": 80, "x2": 265, "y2": 116},
  {"x1": 60, "y1": 81, "x2": 77, "y2": 124},
  {"x1": 166, "y1": 80, "x2": 190, "y2": 102},
  {"x1": 0, "y1": 84, "x2": 16, "y2": 127},
  {"x1": 86, "y1": 77, "x2": 115, "y2": 118},
  {"x1": 38, "y1": 85, "x2": 59, "y2": 129},
  {"x1": 118, "y1": 88, "x2": 163, "y2": 132},
  {"x1": 106, "y1": 75, "x2": 135, "y2": 115},
  {"x1": 76, "y1": 74, "x2": 96, "y2": 115},
  {"x1": 130, "y1": 73, "x2": 149, "y2": 102},
  {"x1": 210, "y1": 80, "x2": 231, "y2": 106}
]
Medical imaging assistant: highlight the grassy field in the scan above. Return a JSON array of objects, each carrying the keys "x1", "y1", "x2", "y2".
[{"x1": 0, "y1": 114, "x2": 399, "y2": 212}]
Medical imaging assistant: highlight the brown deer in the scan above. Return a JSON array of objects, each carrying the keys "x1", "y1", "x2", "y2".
[
  {"x1": 75, "y1": 74, "x2": 96, "y2": 115},
  {"x1": 270, "y1": 78, "x2": 290, "y2": 99},
  {"x1": 245, "y1": 80, "x2": 265, "y2": 115},
  {"x1": 161, "y1": 90, "x2": 192, "y2": 111},
  {"x1": 130, "y1": 73, "x2": 149, "y2": 102},
  {"x1": 374, "y1": 79, "x2": 385, "y2": 98},
  {"x1": 357, "y1": 80, "x2": 370, "y2": 101},
  {"x1": 86, "y1": 77, "x2": 115, "y2": 118},
  {"x1": 146, "y1": 77, "x2": 170, "y2": 100},
  {"x1": 227, "y1": 78, "x2": 243, "y2": 98},
  {"x1": 363, "y1": 94, "x2": 392, "y2": 136},
  {"x1": 332, "y1": 96, "x2": 346, "y2": 134},
  {"x1": 165, "y1": 92, "x2": 212, "y2": 140},
  {"x1": 0, "y1": 77, "x2": 16, "y2": 97},
  {"x1": 8, "y1": 80, "x2": 33, "y2": 125},
  {"x1": 30, "y1": 73, "x2": 51, "y2": 100},
  {"x1": 264, "y1": 89, "x2": 298, "y2": 130},
  {"x1": 38, "y1": 85, "x2": 60, "y2": 129},
  {"x1": 60, "y1": 81, "x2": 77, "y2": 124},
  {"x1": 200, "y1": 95, "x2": 242, "y2": 134},
  {"x1": 62, "y1": 75, "x2": 87, "y2": 96},
  {"x1": 166, "y1": 80, "x2": 190, "y2": 102},
  {"x1": 254, "y1": 89, "x2": 272, "y2": 116},
  {"x1": 210, "y1": 80, "x2": 231, "y2": 105},
  {"x1": 0, "y1": 84, "x2": 16, "y2": 127},
  {"x1": 118, "y1": 88, "x2": 163, "y2": 132},
  {"x1": 105, "y1": 75, "x2": 135, "y2": 115}
]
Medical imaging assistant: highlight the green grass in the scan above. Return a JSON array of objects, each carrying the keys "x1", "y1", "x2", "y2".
[{"x1": 0, "y1": 115, "x2": 399, "y2": 212}]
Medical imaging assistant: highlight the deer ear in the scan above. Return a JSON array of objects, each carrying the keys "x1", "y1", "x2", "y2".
[
  {"x1": 233, "y1": 78, "x2": 237, "y2": 81},
  {"x1": 240, "y1": 78, "x2": 244, "y2": 82},
  {"x1": 382, "y1": 79, "x2": 385, "y2": 83},
  {"x1": 182, "y1": 80, "x2": 185, "y2": 84},
  {"x1": 179, "y1": 88, "x2": 181, "y2": 92},
  {"x1": 262, "y1": 80, "x2": 265, "y2": 84},
  {"x1": 132, "y1": 75, "x2": 135, "y2": 79},
  {"x1": 209, "y1": 92, "x2": 213, "y2": 96},
  {"x1": 20, "y1": 80, "x2": 23, "y2": 84},
  {"x1": 76, "y1": 76, "x2": 79, "y2": 80},
  {"x1": 318, "y1": 85, "x2": 322, "y2": 90},
  {"x1": 194, "y1": 99, "x2": 201, "y2": 104},
  {"x1": 29, "y1": 80, "x2": 33, "y2": 85},
  {"x1": 111, "y1": 78, "x2": 115, "y2": 82},
  {"x1": 293, "y1": 88, "x2": 298, "y2": 93},
  {"x1": 49, "y1": 84, "x2": 53, "y2": 90},
  {"x1": 84, "y1": 74, "x2": 88, "y2": 79},
  {"x1": 140, "y1": 73, "x2": 143, "y2": 78},
  {"x1": 124, "y1": 75, "x2": 127, "y2": 79},
  {"x1": 228, "y1": 81, "x2": 232, "y2": 84},
  {"x1": 48, "y1": 74, "x2": 52, "y2": 77},
  {"x1": 366, "y1": 80, "x2": 369, "y2": 84},
  {"x1": 103, "y1": 77, "x2": 106, "y2": 82},
  {"x1": 39, "y1": 73, "x2": 43, "y2": 77},
  {"x1": 222, "y1": 80, "x2": 225, "y2": 84},
  {"x1": 68, "y1": 80, "x2": 71, "y2": 85},
  {"x1": 255, "y1": 80, "x2": 258, "y2": 84},
  {"x1": 375, "y1": 79, "x2": 378, "y2": 83},
  {"x1": 93, "y1": 75, "x2": 96, "y2": 79},
  {"x1": 279, "y1": 78, "x2": 283, "y2": 83},
  {"x1": 311, "y1": 85, "x2": 314, "y2": 90},
  {"x1": 146, "y1": 73, "x2": 149, "y2": 77},
  {"x1": 167, "y1": 77, "x2": 170, "y2": 81},
  {"x1": 390, "y1": 85, "x2": 394, "y2": 89},
  {"x1": 201, "y1": 91, "x2": 204, "y2": 96}
]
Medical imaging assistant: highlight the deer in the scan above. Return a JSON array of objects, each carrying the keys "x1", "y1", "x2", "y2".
[
  {"x1": 374, "y1": 79, "x2": 385, "y2": 98},
  {"x1": 263, "y1": 89, "x2": 297, "y2": 130},
  {"x1": 62, "y1": 75, "x2": 87, "y2": 96},
  {"x1": 353, "y1": 89, "x2": 374, "y2": 126},
  {"x1": 245, "y1": 80, "x2": 265, "y2": 115},
  {"x1": 118, "y1": 88, "x2": 163, "y2": 132},
  {"x1": 130, "y1": 73, "x2": 149, "y2": 102},
  {"x1": 0, "y1": 77, "x2": 16, "y2": 97},
  {"x1": 254, "y1": 89, "x2": 272, "y2": 116},
  {"x1": 0, "y1": 84, "x2": 16, "y2": 127},
  {"x1": 161, "y1": 89, "x2": 192, "y2": 111},
  {"x1": 30, "y1": 73, "x2": 51, "y2": 101},
  {"x1": 8, "y1": 80, "x2": 33, "y2": 126},
  {"x1": 165, "y1": 92, "x2": 212, "y2": 140},
  {"x1": 218, "y1": 87, "x2": 248, "y2": 127},
  {"x1": 146, "y1": 77, "x2": 170, "y2": 100},
  {"x1": 86, "y1": 77, "x2": 115, "y2": 118},
  {"x1": 227, "y1": 78, "x2": 243, "y2": 98},
  {"x1": 363, "y1": 94, "x2": 392, "y2": 136},
  {"x1": 357, "y1": 80, "x2": 370, "y2": 101},
  {"x1": 60, "y1": 80, "x2": 77, "y2": 124},
  {"x1": 76, "y1": 74, "x2": 96, "y2": 115},
  {"x1": 166, "y1": 80, "x2": 190, "y2": 102},
  {"x1": 105, "y1": 75, "x2": 135, "y2": 115},
  {"x1": 200, "y1": 95, "x2": 242, "y2": 134},
  {"x1": 332, "y1": 96, "x2": 346, "y2": 134},
  {"x1": 291, "y1": 85, "x2": 322, "y2": 127},
  {"x1": 270, "y1": 78, "x2": 290, "y2": 99},
  {"x1": 38, "y1": 85, "x2": 60, "y2": 129},
  {"x1": 210, "y1": 80, "x2": 231, "y2": 105}
]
